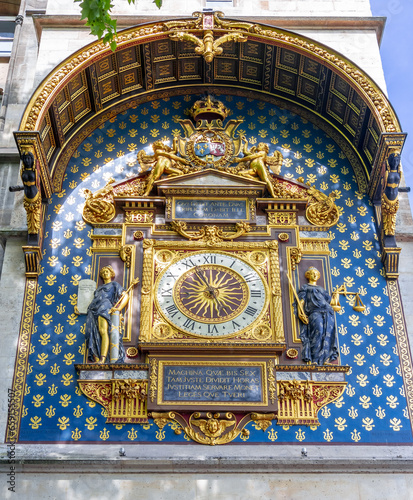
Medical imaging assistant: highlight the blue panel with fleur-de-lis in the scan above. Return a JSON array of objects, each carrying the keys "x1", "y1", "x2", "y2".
[{"x1": 18, "y1": 94, "x2": 413, "y2": 444}]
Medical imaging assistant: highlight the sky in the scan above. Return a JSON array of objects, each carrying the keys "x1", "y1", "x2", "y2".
[{"x1": 370, "y1": 0, "x2": 413, "y2": 207}]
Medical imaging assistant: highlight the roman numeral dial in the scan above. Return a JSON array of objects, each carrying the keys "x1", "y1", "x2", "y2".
[{"x1": 155, "y1": 251, "x2": 268, "y2": 338}]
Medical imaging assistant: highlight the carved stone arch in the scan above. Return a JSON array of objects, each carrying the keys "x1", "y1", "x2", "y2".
[{"x1": 15, "y1": 12, "x2": 405, "y2": 197}]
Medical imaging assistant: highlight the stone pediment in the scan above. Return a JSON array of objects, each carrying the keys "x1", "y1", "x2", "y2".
[{"x1": 154, "y1": 169, "x2": 267, "y2": 197}]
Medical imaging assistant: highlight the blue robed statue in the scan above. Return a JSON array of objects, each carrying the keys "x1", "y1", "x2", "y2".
[
  {"x1": 294, "y1": 266, "x2": 338, "y2": 366},
  {"x1": 86, "y1": 266, "x2": 132, "y2": 364}
]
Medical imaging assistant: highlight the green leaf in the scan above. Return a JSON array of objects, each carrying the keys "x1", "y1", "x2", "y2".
[{"x1": 75, "y1": 0, "x2": 163, "y2": 47}]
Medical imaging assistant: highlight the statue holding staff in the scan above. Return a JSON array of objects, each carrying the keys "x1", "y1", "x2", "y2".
[{"x1": 86, "y1": 266, "x2": 138, "y2": 364}]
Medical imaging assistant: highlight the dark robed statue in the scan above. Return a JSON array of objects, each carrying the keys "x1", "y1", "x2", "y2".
[
  {"x1": 295, "y1": 266, "x2": 338, "y2": 365},
  {"x1": 86, "y1": 266, "x2": 129, "y2": 364}
]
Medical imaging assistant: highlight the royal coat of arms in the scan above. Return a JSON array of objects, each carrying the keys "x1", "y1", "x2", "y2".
[{"x1": 175, "y1": 95, "x2": 244, "y2": 169}]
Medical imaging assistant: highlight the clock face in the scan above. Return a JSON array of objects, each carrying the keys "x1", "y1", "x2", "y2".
[{"x1": 155, "y1": 251, "x2": 268, "y2": 338}]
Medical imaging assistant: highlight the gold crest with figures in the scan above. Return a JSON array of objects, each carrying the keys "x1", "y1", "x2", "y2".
[{"x1": 175, "y1": 95, "x2": 244, "y2": 170}]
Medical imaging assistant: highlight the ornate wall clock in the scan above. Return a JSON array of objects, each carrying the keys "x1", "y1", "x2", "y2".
[
  {"x1": 139, "y1": 238, "x2": 285, "y2": 350},
  {"x1": 155, "y1": 250, "x2": 268, "y2": 338}
]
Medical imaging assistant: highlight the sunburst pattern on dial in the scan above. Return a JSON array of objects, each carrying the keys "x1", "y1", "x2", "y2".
[
  {"x1": 155, "y1": 251, "x2": 268, "y2": 338},
  {"x1": 175, "y1": 265, "x2": 249, "y2": 323}
]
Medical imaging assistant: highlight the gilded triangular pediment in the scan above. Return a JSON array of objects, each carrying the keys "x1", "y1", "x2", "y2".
[{"x1": 154, "y1": 168, "x2": 267, "y2": 195}]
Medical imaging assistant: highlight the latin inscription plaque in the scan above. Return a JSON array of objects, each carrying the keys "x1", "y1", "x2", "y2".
[
  {"x1": 163, "y1": 365, "x2": 262, "y2": 402},
  {"x1": 173, "y1": 198, "x2": 248, "y2": 220},
  {"x1": 149, "y1": 359, "x2": 277, "y2": 410}
]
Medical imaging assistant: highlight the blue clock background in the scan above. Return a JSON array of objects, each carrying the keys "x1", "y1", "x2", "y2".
[{"x1": 17, "y1": 94, "x2": 412, "y2": 444}]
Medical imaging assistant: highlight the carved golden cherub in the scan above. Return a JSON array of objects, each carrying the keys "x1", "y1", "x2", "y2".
[
  {"x1": 235, "y1": 137, "x2": 283, "y2": 198},
  {"x1": 191, "y1": 415, "x2": 235, "y2": 438},
  {"x1": 137, "y1": 139, "x2": 190, "y2": 196}
]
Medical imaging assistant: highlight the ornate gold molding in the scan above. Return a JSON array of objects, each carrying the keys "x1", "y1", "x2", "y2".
[
  {"x1": 5, "y1": 278, "x2": 38, "y2": 443},
  {"x1": 381, "y1": 195, "x2": 399, "y2": 236},
  {"x1": 22, "y1": 246, "x2": 42, "y2": 277},
  {"x1": 387, "y1": 280, "x2": 413, "y2": 432},
  {"x1": 152, "y1": 410, "x2": 274, "y2": 445},
  {"x1": 19, "y1": 12, "x2": 400, "y2": 142},
  {"x1": 140, "y1": 239, "x2": 283, "y2": 345},
  {"x1": 268, "y1": 212, "x2": 296, "y2": 225},
  {"x1": 288, "y1": 246, "x2": 302, "y2": 271},
  {"x1": 250, "y1": 24, "x2": 400, "y2": 133},
  {"x1": 125, "y1": 211, "x2": 154, "y2": 224},
  {"x1": 78, "y1": 379, "x2": 148, "y2": 423},
  {"x1": 277, "y1": 380, "x2": 346, "y2": 426},
  {"x1": 120, "y1": 245, "x2": 134, "y2": 268},
  {"x1": 300, "y1": 238, "x2": 331, "y2": 254},
  {"x1": 91, "y1": 235, "x2": 121, "y2": 251}
]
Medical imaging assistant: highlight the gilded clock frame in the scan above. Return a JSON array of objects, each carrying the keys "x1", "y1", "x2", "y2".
[{"x1": 139, "y1": 238, "x2": 285, "y2": 345}]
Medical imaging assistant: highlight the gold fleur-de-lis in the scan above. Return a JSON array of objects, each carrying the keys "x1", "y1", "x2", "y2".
[
  {"x1": 128, "y1": 427, "x2": 138, "y2": 441},
  {"x1": 71, "y1": 428, "x2": 82, "y2": 441},
  {"x1": 46, "y1": 406, "x2": 56, "y2": 418},
  {"x1": 73, "y1": 405, "x2": 83, "y2": 418},
  {"x1": 295, "y1": 428, "x2": 305, "y2": 442},
  {"x1": 323, "y1": 429, "x2": 333, "y2": 442}
]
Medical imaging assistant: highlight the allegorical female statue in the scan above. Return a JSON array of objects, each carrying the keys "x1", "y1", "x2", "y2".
[
  {"x1": 295, "y1": 267, "x2": 338, "y2": 365},
  {"x1": 86, "y1": 266, "x2": 130, "y2": 364}
]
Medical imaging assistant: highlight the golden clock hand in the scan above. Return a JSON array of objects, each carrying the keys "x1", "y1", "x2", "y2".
[
  {"x1": 213, "y1": 276, "x2": 260, "y2": 291},
  {"x1": 193, "y1": 266, "x2": 217, "y2": 296}
]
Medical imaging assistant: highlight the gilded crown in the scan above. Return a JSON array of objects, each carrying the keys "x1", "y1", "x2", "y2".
[{"x1": 189, "y1": 95, "x2": 229, "y2": 122}]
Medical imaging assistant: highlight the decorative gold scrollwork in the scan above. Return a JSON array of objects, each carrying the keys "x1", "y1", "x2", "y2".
[
  {"x1": 289, "y1": 246, "x2": 302, "y2": 271},
  {"x1": 119, "y1": 245, "x2": 133, "y2": 267},
  {"x1": 305, "y1": 186, "x2": 339, "y2": 227},
  {"x1": 149, "y1": 358, "x2": 158, "y2": 403},
  {"x1": 78, "y1": 379, "x2": 148, "y2": 423},
  {"x1": 152, "y1": 410, "x2": 251, "y2": 445},
  {"x1": 277, "y1": 380, "x2": 347, "y2": 426},
  {"x1": 171, "y1": 221, "x2": 251, "y2": 245},
  {"x1": 267, "y1": 359, "x2": 277, "y2": 404},
  {"x1": 112, "y1": 379, "x2": 146, "y2": 401},
  {"x1": 381, "y1": 196, "x2": 399, "y2": 236},
  {"x1": 250, "y1": 412, "x2": 276, "y2": 431},
  {"x1": 82, "y1": 179, "x2": 116, "y2": 224},
  {"x1": 169, "y1": 30, "x2": 248, "y2": 63}
]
